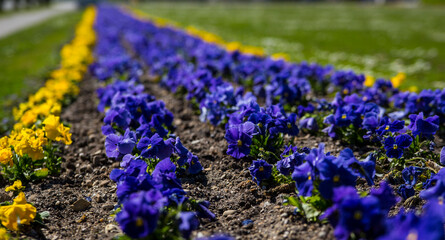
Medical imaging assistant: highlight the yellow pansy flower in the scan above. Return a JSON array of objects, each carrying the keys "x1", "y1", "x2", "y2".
[
  {"x1": 408, "y1": 86, "x2": 419, "y2": 93},
  {"x1": 226, "y1": 41, "x2": 241, "y2": 52},
  {"x1": 5, "y1": 180, "x2": 25, "y2": 192},
  {"x1": 19, "y1": 110, "x2": 37, "y2": 126},
  {"x1": 240, "y1": 45, "x2": 264, "y2": 56},
  {"x1": 12, "y1": 123, "x2": 23, "y2": 133},
  {"x1": 364, "y1": 75, "x2": 375, "y2": 87},
  {"x1": 0, "y1": 148, "x2": 13, "y2": 166},
  {"x1": 50, "y1": 103, "x2": 62, "y2": 116},
  {"x1": 42, "y1": 115, "x2": 72, "y2": 145},
  {"x1": 13, "y1": 129, "x2": 46, "y2": 161},
  {"x1": 391, "y1": 72, "x2": 406, "y2": 88},
  {"x1": 0, "y1": 228, "x2": 9, "y2": 240},
  {"x1": 42, "y1": 115, "x2": 61, "y2": 140},
  {"x1": 271, "y1": 52, "x2": 290, "y2": 61},
  {"x1": 0, "y1": 192, "x2": 36, "y2": 231},
  {"x1": 0, "y1": 137, "x2": 9, "y2": 149}
]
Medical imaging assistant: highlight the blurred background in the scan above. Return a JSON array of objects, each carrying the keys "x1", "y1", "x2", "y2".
[
  {"x1": 0, "y1": 0, "x2": 444, "y2": 131},
  {"x1": 0, "y1": 0, "x2": 442, "y2": 12}
]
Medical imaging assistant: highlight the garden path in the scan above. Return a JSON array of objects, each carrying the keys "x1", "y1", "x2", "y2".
[{"x1": 0, "y1": 1, "x2": 76, "y2": 39}]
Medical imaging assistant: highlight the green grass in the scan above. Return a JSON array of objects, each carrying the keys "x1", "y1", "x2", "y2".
[
  {"x1": 422, "y1": 0, "x2": 445, "y2": 5},
  {"x1": 0, "y1": 11, "x2": 81, "y2": 119},
  {"x1": 136, "y1": 2, "x2": 445, "y2": 89}
]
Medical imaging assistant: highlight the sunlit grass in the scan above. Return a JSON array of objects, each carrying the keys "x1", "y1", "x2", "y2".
[
  {"x1": 136, "y1": 2, "x2": 445, "y2": 89},
  {"x1": 0, "y1": 11, "x2": 81, "y2": 119}
]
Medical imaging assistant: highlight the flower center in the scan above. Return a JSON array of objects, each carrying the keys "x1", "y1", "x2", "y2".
[
  {"x1": 333, "y1": 175, "x2": 340, "y2": 183},
  {"x1": 393, "y1": 144, "x2": 398, "y2": 150},
  {"x1": 137, "y1": 107, "x2": 142, "y2": 113},
  {"x1": 308, "y1": 175, "x2": 311, "y2": 180},
  {"x1": 259, "y1": 166, "x2": 264, "y2": 172},
  {"x1": 287, "y1": 123, "x2": 292, "y2": 129},
  {"x1": 237, "y1": 140, "x2": 242, "y2": 146},
  {"x1": 150, "y1": 127, "x2": 156, "y2": 133},
  {"x1": 385, "y1": 125, "x2": 389, "y2": 130},
  {"x1": 406, "y1": 231, "x2": 418, "y2": 240},
  {"x1": 135, "y1": 217, "x2": 144, "y2": 227},
  {"x1": 432, "y1": 180, "x2": 437, "y2": 186},
  {"x1": 363, "y1": 96, "x2": 368, "y2": 101},
  {"x1": 147, "y1": 144, "x2": 152, "y2": 150},
  {"x1": 343, "y1": 89, "x2": 349, "y2": 95},
  {"x1": 341, "y1": 114, "x2": 347, "y2": 119},
  {"x1": 353, "y1": 211, "x2": 362, "y2": 220},
  {"x1": 258, "y1": 122, "x2": 263, "y2": 128}
]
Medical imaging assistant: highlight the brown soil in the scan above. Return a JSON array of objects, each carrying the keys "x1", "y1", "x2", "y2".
[
  {"x1": 141, "y1": 79, "x2": 335, "y2": 240},
  {"x1": 1, "y1": 76, "x2": 122, "y2": 240}
]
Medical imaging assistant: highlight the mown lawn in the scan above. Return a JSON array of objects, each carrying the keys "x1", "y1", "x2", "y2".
[
  {"x1": 136, "y1": 2, "x2": 445, "y2": 89},
  {"x1": 0, "y1": 11, "x2": 81, "y2": 118}
]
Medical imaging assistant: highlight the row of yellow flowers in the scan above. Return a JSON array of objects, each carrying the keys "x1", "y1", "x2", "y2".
[
  {"x1": 1, "y1": 6, "x2": 95, "y2": 165},
  {"x1": 130, "y1": 8, "x2": 265, "y2": 57},
  {"x1": 130, "y1": 8, "x2": 409, "y2": 91},
  {"x1": 0, "y1": 7, "x2": 96, "y2": 237}
]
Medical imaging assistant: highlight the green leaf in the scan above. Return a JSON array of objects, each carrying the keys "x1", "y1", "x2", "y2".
[
  {"x1": 40, "y1": 211, "x2": 50, "y2": 219},
  {"x1": 301, "y1": 202, "x2": 321, "y2": 221},
  {"x1": 35, "y1": 168, "x2": 49, "y2": 178},
  {"x1": 285, "y1": 196, "x2": 300, "y2": 207}
]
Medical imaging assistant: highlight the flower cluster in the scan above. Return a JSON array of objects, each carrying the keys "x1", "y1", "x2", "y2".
[
  {"x1": 321, "y1": 183, "x2": 397, "y2": 240},
  {"x1": 397, "y1": 166, "x2": 423, "y2": 199},
  {"x1": 92, "y1": 7, "x2": 213, "y2": 239},
  {"x1": 0, "y1": 7, "x2": 96, "y2": 182},
  {"x1": 286, "y1": 144, "x2": 375, "y2": 199},
  {"x1": 12, "y1": 7, "x2": 96, "y2": 129},
  {"x1": 91, "y1": 5, "x2": 445, "y2": 240}
]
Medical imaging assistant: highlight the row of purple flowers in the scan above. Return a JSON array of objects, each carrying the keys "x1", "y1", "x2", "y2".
[
  {"x1": 93, "y1": 4, "x2": 445, "y2": 240},
  {"x1": 89, "y1": 6, "x2": 232, "y2": 240}
]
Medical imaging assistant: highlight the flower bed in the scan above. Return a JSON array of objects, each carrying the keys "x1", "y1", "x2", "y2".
[
  {"x1": 1, "y1": 3, "x2": 445, "y2": 240},
  {"x1": 0, "y1": 7, "x2": 96, "y2": 238},
  {"x1": 87, "y1": 5, "x2": 445, "y2": 239}
]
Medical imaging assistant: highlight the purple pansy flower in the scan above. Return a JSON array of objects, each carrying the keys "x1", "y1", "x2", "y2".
[
  {"x1": 375, "y1": 117, "x2": 405, "y2": 136},
  {"x1": 369, "y1": 181, "x2": 399, "y2": 212},
  {"x1": 402, "y1": 166, "x2": 423, "y2": 186},
  {"x1": 276, "y1": 151, "x2": 306, "y2": 176},
  {"x1": 398, "y1": 184, "x2": 415, "y2": 200},
  {"x1": 249, "y1": 159, "x2": 273, "y2": 185},
  {"x1": 299, "y1": 117, "x2": 319, "y2": 132},
  {"x1": 321, "y1": 186, "x2": 387, "y2": 240},
  {"x1": 137, "y1": 133, "x2": 174, "y2": 160},
  {"x1": 225, "y1": 121, "x2": 257, "y2": 159},
  {"x1": 408, "y1": 112, "x2": 439, "y2": 139},
  {"x1": 105, "y1": 129, "x2": 137, "y2": 159},
  {"x1": 115, "y1": 190, "x2": 167, "y2": 239},
  {"x1": 384, "y1": 134, "x2": 412, "y2": 159},
  {"x1": 178, "y1": 212, "x2": 200, "y2": 239}
]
